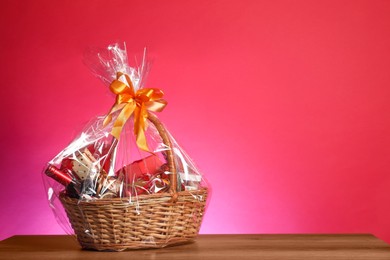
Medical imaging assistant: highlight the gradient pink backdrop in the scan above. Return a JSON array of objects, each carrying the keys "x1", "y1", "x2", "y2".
[{"x1": 1, "y1": 0, "x2": 390, "y2": 242}]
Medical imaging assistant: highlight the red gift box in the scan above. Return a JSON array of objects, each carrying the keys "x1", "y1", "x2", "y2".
[{"x1": 117, "y1": 154, "x2": 164, "y2": 180}]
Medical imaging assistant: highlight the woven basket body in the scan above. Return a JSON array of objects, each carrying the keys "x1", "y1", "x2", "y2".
[
  {"x1": 60, "y1": 188, "x2": 208, "y2": 251},
  {"x1": 58, "y1": 113, "x2": 208, "y2": 251}
]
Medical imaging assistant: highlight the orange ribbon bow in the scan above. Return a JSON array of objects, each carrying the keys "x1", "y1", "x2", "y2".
[{"x1": 103, "y1": 72, "x2": 167, "y2": 152}]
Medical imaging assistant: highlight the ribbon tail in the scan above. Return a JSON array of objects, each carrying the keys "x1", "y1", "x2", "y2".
[
  {"x1": 136, "y1": 126, "x2": 150, "y2": 152},
  {"x1": 111, "y1": 102, "x2": 136, "y2": 139},
  {"x1": 103, "y1": 114, "x2": 113, "y2": 127},
  {"x1": 103, "y1": 103, "x2": 126, "y2": 127},
  {"x1": 134, "y1": 104, "x2": 150, "y2": 152}
]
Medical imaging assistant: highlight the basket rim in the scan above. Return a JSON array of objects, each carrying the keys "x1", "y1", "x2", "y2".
[{"x1": 59, "y1": 187, "x2": 208, "y2": 205}]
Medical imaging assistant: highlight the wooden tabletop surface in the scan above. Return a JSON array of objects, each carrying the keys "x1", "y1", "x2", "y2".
[{"x1": 1, "y1": 234, "x2": 390, "y2": 260}]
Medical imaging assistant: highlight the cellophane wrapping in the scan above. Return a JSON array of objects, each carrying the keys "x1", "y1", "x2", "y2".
[{"x1": 43, "y1": 43, "x2": 209, "y2": 251}]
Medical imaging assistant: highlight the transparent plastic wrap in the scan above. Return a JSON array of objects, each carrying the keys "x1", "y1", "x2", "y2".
[{"x1": 43, "y1": 43, "x2": 210, "y2": 251}]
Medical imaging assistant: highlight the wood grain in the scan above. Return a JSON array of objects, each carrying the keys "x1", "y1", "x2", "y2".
[{"x1": 1, "y1": 234, "x2": 390, "y2": 260}]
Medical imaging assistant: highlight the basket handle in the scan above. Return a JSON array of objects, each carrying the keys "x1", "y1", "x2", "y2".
[{"x1": 147, "y1": 112, "x2": 178, "y2": 198}]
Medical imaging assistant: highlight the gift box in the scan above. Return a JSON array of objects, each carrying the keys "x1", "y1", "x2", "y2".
[{"x1": 43, "y1": 43, "x2": 209, "y2": 251}]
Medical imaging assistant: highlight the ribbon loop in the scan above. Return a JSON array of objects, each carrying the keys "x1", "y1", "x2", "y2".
[{"x1": 103, "y1": 72, "x2": 167, "y2": 152}]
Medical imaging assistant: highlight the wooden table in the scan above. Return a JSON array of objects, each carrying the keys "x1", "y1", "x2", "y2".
[{"x1": 1, "y1": 234, "x2": 390, "y2": 259}]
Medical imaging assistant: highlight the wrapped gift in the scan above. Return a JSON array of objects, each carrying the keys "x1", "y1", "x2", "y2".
[{"x1": 43, "y1": 43, "x2": 209, "y2": 251}]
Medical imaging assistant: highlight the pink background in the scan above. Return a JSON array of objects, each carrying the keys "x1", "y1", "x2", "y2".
[{"x1": 1, "y1": 0, "x2": 390, "y2": 242}]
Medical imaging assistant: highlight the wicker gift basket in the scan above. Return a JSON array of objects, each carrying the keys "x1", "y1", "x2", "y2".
[{"x1": 43, "y1": 43, "x2": 209, "y2": 251}]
